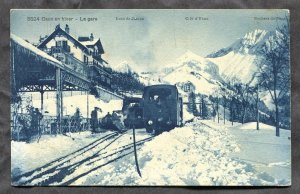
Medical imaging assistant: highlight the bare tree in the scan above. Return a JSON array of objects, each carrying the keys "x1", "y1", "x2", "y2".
[
  {"x1": 256, "y1": 21, "x2": 290, "y2": 136},
  {"x1": 220, "y1": 87, "x2": 229, "y2": 124},
  {"x1": 235, "y1": 83, "x2": 252, "y2": 124},
  {"x1": 255, "y1": 85, "x2": 260, "y2": 130}
]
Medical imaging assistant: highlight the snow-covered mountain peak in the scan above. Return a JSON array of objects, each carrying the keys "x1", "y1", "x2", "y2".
[
  {"x1": 160, "y1": 51, "x2": 223, "y2": 95},
  {"x1": 113, "y1": 61, "x2": 135, "y2": 74},
  {"x1": 177, "y1": 50, "x2": 207, "y2": 64},
  {"x1": 162, "y1": 50, "x2": 221, "y2": 79},
  {"x1": 205, "y1": 29, "x2": 282, "y2": 83},
  {"x1": 207, "y1": 29, "x2": 272, "y2": 58},
  {"x1": 242, "y1": 29, "x2": 268, "y2": 46}
]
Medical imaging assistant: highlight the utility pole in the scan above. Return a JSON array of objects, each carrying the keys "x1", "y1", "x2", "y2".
[
  {"x1": 256, "y1": 85, "x2": 260, "y2": 130},
  {"x1": 56, "y1": 68, "x2": 62, "y2": 134},
  {"x1": 40, "y1": 89, "x2": 44, "y2": 114},
  {"x1": 87, "y1": 91, "x2": 89, "y2": 130}
]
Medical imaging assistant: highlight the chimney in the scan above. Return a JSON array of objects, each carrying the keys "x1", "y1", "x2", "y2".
[
  {"x1": 55, "y1": 24, "x2": 60, "y2": 30},
  {"x1": 90, "y1": 33, "x2": 94, "y2": 41},
  {"x1": 65, "y1": 24, "x2": 70, "y2": 34}
]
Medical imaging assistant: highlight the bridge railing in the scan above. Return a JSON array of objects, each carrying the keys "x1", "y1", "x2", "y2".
[
  {"x1": 11, "y1": 113, "x2": 91, "y2": 142},
  {"x1": 63, "y1": 53, "x2": 89, "y2": 78}
]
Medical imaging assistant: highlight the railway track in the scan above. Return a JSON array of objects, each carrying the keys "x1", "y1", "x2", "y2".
[
  {"x1": 13, "y1": 132, "x2": 120, "y2": 185},
  {"x1": 13, "y1": 131, "x2": 153, "y2": 186}
]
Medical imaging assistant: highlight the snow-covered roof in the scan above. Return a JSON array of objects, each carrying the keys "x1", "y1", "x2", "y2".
[
  {"x1": 37, "y1": 25, "x2": 104, "y2": 54},
  {"x1": 37, "y1": 26, "x2": 90, "y2": 54},
  {"x1": 80, "y1": 39, "x2": 99, "y2": 46},
  {"x1": 11, "y1": 33, "x2": 63, "y2": 67}
]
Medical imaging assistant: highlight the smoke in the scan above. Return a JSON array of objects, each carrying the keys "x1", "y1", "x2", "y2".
[{"x1": 127, "y1": 17, "x2": 157, "y2": 71}]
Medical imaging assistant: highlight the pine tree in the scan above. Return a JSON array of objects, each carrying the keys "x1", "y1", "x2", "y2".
[
  {"x1": 188, "y1": 92, "x2": 197, "y2": 115},
  {"x1": 201, "y1": 97, "x2": 208, "y2": 119}
]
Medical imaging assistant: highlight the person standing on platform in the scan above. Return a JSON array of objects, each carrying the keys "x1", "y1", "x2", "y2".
[{"x1": 91, "y1": 107, "x2": 101, "y2": 133}]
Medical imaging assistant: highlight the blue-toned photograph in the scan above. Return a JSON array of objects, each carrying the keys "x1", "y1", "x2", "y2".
[{"x1": 10, "y1": 9, "x2": 290, "y2": 186}]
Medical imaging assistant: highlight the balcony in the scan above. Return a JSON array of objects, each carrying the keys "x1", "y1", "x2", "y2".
[
  {"x1": 63, "y1": 53, "x2": 89, "y2": 78},
  {"x1": 88, "y1": 60, "x2": 112, "y2": 74},
  {"x1": 51, "y1": 45, "x2": 70, "y2": 54}
]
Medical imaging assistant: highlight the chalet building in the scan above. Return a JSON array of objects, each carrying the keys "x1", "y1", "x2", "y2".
[
  {"x1": 180, "y1": 81, "x2": 196, "y2": 93},
  {"x1": 37, "y1": 24, "x2": 112, "y2": 88}
]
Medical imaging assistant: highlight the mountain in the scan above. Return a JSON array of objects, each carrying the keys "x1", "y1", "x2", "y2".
[
  {"x1": 113, "y1": 61, "x2": 135, "y2": 74},
  {"x1": 207, "y1": 29, "x2": 270, "y2": 58},
  {"x1": 206, "y1": 29, "x2": 277, "y2": 83},
  {"x1": 161, "y1": 51, "x2": 224, "y2": 95}
]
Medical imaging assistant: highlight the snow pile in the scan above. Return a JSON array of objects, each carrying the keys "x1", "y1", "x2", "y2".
[
  {"x1": 204, "y1": 121, "x2": 291, "y2": 185},
  {"x1": 11, "y1": 131, "x2": 107, "y2": 176},
  {"x1": 182, "y1": 106, "x2": 194, "y2": 122},
  {"x1": 134, "y1": 121, "x2": 245, "y2": 185},
  {"x1": 238, "y1": 122, "x2": 276, "y2": 131},
  {"x1": 76, "y1": 118, "x2": 278, "y2": 186},
  {"x1": 12, "y1": 119, "x2": 290, "y2": 186}
]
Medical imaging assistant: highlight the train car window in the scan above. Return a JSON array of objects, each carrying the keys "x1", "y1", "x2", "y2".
[
  {"x1": 128, "y1": 102, "x2": 138, "y2": 107},
  {"x1": 148, "y1": 88, "x2": 172, "y2": 101}
]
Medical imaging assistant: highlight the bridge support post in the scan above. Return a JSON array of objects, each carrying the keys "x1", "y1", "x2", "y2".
[
  {"x1": 86, "y1": 92, "x2": 90, "y2": 130},
  {"x1": 40, "y1": 89, "x2": 44, "y2": 114},
  {"x1": 56, "y1": 68, "x2": 62, "y2": 133}
]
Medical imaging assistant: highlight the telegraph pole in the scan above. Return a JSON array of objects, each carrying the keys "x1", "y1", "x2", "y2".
[{"x1": 87, "y1": 91, "x2": 89, "y2": 130}]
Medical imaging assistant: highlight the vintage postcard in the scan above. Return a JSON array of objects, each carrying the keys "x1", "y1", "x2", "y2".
[{"x1": 10, "y1": 9, "x2": 291, "y2": 186}]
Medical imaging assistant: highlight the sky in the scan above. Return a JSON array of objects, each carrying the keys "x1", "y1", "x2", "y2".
[{"x1": 11, "y1": 9, "x2": 289, "y2": 72}]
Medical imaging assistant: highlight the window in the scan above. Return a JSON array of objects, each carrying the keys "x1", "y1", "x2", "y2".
[
  {"x1": 107, "y1": 78, "x2": 111, "y2": 85},
  {"x1": 56, "y1": 40, "x2": 67, "y2": 47},
  {"x1": 94, "y1": 46, "x2": 98, "y2": 55},
  {"x1": 148, "y1": 88, "x2": 172, "y2": 101},
  {"x1": 83, "y1": 55, "x2": 88, "y2": 64},
  {"x1": 101, "y1": 75, "x2": 105, "y2": 82}
]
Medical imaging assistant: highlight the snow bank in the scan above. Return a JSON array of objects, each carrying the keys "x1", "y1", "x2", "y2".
[
  {"x1": 238, "y1": 122, "x2": 276, "y2": 131},
  {"x1": 76, "y1": 118, "x2": 276, "y2": 186},
  {"x1": 12, "y1": 119, "x2": 290, "y2": 186},
  {"x1": 217, "y1": 121, "x2": 291, "y2": 185},
  {"x1": 11, "y1": 131, "x2": 108, "y2": 176}
]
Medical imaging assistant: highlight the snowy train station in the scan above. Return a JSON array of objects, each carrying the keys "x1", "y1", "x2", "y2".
[{"x1": 10, "y1": 9, "x2": 291, "y2": 187}]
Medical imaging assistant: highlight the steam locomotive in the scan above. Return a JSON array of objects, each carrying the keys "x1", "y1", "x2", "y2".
[
  {"x1": 121, "y1": 84, "x2": 183, "y2": 135},
  {"x1": 142, "y1": 84, "x2": 183, "y2": 135}
]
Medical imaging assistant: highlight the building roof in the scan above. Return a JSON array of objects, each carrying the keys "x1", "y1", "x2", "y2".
[
  {"x1": 81, "y1": 39, "x2": 99, "y2": 46},
  {"x1": 37, "y1": 25, "x2": 104, "y2": 55},
  {"x1": 80, "y1": 39, "x2": 105, "y2": 54},
  {"x1": 11, "y1": 33, "x2": 63, "y2": 67}
]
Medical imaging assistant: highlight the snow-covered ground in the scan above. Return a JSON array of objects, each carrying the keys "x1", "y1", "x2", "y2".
[
  {"x1": 11, "y1": 131, "x2": 111, "y2": 175},
  {"x1": 201, "y1": 120, "x2": 291, "y2": 185},
  {"x1": 11, "y1": 118, "x2": 290, "y2": 186},
  {"x1": 229, "y1": 122, "x2": 291, "y2": 185}
]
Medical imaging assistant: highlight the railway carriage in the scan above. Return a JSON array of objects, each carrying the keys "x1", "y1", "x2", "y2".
[{"x1": 122, "y1": 97, "x2": 144, "y2": 128}]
